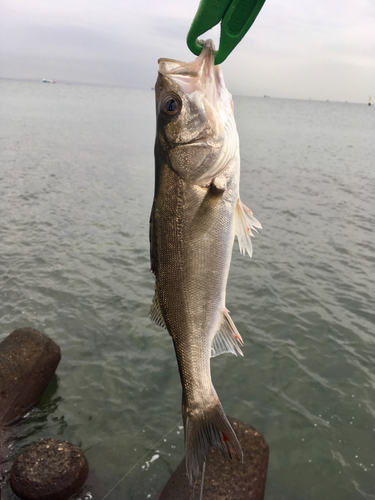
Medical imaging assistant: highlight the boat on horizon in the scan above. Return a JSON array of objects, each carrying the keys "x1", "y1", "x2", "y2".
[{"x1": 42, "y1": 79, "x2": 56, "y2": 84}]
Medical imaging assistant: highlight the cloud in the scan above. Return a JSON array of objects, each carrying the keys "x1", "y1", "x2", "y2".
[{"x1": 1, "y1": 0, "x2": 374, "y2": 102}]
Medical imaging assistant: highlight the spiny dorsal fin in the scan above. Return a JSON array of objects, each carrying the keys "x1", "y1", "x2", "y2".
[
  {"x1": 234, "y1": 198, "x2": 262, "y2": 258},
  {"x1": 149, "y1": 290, "x2": 167, "y2": 329},
  {"x1": 149, "y1": 201, "x2": 157, "y2": 275},
  {"x1": 211, "y1": 309, "x2": 244, "y2": 357}
]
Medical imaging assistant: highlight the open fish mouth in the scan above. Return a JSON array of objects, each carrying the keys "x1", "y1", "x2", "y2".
[
  {"x1": 158, "y1": 40, "x2": 226, "y2": 108},
  {"x1": 158, "y1": 39, "x2": 216, "y2": 78}
]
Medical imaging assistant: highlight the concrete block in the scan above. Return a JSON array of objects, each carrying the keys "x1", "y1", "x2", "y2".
[
  {"x1": 0, "y1": 328, "x2": 61, "y2": 426},
  {"x1": 10, "y1": 439, "x2": 88, "y2": 500}
]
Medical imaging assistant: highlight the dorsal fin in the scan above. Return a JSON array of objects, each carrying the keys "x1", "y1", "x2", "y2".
[
  {"x1": 149, "y1": 201, "x2": 157, "y2": 275},
  {"x1": 211, "y1": 309, "x2": 244, "y2": 357},
  {"x1": 234, "y1": 198, "x2": 262, "y2": 258},
  {"x1": 149, "y1": 290, "x2": 167, "y2": 329}
]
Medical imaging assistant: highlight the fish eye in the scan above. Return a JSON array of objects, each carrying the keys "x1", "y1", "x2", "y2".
[
  {"x1": 166, "y1": 98, "x2": 177, "y2": 112},
  {"x1": 162, "y1": 96, "x2": 181, "y2": 117}
]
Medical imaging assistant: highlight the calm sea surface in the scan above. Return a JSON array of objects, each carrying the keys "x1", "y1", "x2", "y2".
[{"x1": 0, "y1": 79, "x2": 374, "y2": 499}]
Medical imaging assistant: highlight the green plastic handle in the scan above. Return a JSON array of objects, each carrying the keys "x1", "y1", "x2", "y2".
[{"x1": 187, "y1": 0, "x2": 267, "y2": 65}]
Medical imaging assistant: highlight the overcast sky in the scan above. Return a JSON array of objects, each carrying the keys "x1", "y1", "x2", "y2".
[{"x1": 1, "y1": 0, "x2": 374, "y2": 102}]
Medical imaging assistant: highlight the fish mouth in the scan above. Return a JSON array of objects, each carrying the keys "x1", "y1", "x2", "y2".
[
  {"x1": 178, "y1": 135, "x2": 216, "y2": 147},
  {"x1": 158, "y1": 40, "x2": 220, "y2": 100},
  {"x1": 158, "y1": 40, "x2": 215, "y2": 78},
  {"x1": 158, "y1": 39, "x2": 233, "y2": 121}
]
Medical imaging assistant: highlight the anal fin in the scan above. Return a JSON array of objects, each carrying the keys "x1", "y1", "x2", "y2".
[{"x1": 211, "y1": 309, "x2": 244, "y2": 357}]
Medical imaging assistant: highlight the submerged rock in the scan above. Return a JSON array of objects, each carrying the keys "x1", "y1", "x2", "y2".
[
  {"x1": 0, "y1": 327, "x2": 61, "y2": 426},
  {"x1": 10, "y1": 439, "x2": 88, "y2": 500},
  {"x1": 157, "y1": 417, "x2": 269, "y2": 500}
]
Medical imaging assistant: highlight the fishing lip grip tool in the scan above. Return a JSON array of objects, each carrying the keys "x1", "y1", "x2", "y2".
[{"x1": 187, "y1": 0, "x2": 267, "y2": 65}]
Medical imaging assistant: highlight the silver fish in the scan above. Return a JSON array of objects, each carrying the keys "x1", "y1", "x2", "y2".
[{"x1": 149, "y1": 40, "x2": 261, "y2": 484}]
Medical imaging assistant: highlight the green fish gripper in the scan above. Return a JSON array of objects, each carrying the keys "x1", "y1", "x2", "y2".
[{"x1": 187, "y1": 0, "x2": 267, "y2": 65}]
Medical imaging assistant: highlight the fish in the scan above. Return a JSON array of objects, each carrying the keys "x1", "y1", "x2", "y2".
[{"x1": 149, "y1": 39, "x2": 261, "y2": 484}]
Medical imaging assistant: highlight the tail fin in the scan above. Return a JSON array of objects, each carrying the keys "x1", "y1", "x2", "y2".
[{"x1": 183, "y1": 401, "x2": 243, "y2": 484}]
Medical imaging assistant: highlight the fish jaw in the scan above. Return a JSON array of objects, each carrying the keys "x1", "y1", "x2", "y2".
[
  {"x1": 155, "y1": 40, "x2": 238, "y2": 186},
  {"x1": 158, "y1": 39, "x2": 217, "y2": 106}
]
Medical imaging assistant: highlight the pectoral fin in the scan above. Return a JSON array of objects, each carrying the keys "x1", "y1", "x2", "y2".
[
  {"x1": 234, "y1": 198, "x2": 262, "y2": 258},
  {"x1": 189, "y1": 180, "x2": 225, "y2": 240},
  {"x1": 211, "y1": 309, "x2": 244, "y2": 357}
]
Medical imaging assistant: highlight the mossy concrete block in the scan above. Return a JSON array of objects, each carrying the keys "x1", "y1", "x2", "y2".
[
  {"x1": 157, "y1": 417, "x2": 269, "y2": 500},
  {"x1": 0, "y1": 327, "x2": 61, "y2": 426},
  {"x1": 10, "y1": 439, "x2": 88, "y2": 500}
]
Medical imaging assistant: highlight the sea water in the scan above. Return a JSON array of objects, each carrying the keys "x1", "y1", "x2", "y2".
[{"x1": 0, "y1": 79, "x2": 374, "y2": 499}]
